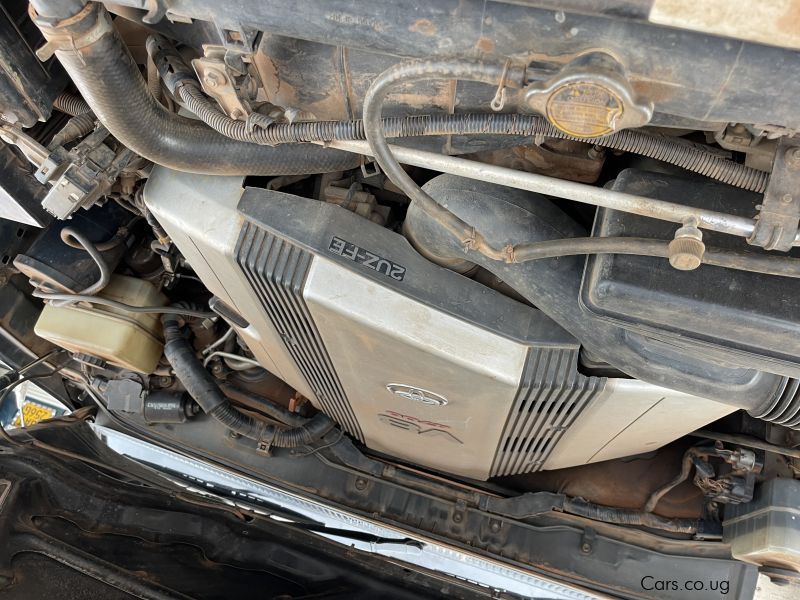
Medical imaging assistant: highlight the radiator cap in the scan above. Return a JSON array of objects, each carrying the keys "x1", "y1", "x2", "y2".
[{"x1": 524, "y1": 52, "x2": 653, "y2": 138}]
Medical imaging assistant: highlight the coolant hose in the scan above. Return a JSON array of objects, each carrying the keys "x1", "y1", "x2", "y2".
[
  {"x1": 161, "y1": 314, "x2": 335, "y2": 446},
  {"x1": 31, "y1": 2, "x2": 359, "y2": 176}
]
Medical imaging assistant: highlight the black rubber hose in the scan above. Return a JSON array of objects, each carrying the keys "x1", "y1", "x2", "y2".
[
  {"x1": 509, "y1": 236, "x2": 800, "y2": 278},
  {"x1": 32, "y1": 3, "x2": 359, "y2": 176},
  {"x1": 161, "y1": 314, "x2": 335, "y2": 446},
  {"x1": 562, "y1": 498, "x2": 699, "y2": 534},
  {"x1": 58, "y1": 227, "x2": 110, "y2": 295},
  {"x1": 364, "y1": 61, "x2": 512, "y2": 261},
  {"x1": 52, "y1": 92, "x2": 91, "y2": 116}
]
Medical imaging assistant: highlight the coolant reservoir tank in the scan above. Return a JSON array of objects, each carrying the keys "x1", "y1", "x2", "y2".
[{"x1": 34, "y1": 275, "x2": 167, "y2": 373}]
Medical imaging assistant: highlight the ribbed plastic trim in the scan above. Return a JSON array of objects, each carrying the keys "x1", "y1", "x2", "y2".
[
  {"x1": 235, "y1": 222, "x2": 364, "y2": 441},
  {"x1": 490, "y1": 348, "x2": 603, "y2": 477}
]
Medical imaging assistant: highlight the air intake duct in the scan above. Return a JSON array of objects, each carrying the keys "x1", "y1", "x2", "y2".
[{"x1": 403, "y1": 174, "x2": 788, "y2": 412}]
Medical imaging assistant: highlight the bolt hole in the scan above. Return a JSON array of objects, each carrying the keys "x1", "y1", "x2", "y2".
[
  {"x1": 1, "y1": 255, "x2": 9, "y2": 265},
  {"x1": 16, "y1": 228, "x2": 24, "y2": 238}
]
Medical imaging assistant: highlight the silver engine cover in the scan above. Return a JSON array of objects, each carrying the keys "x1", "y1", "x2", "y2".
[{"x1": 145, "y1": 168, "x2": 734, "y2": 480}]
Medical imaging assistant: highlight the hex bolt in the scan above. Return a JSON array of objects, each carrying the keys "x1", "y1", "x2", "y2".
[
  {"x1": 581, "y1": 542, "x2": 592, "y2": 553},
  {"x1": 490, "y1": 521, "x2": 501, "y2": 533},
  {"x1": 785, "y1": 147, "x2": 800, "y2": 170},
  {"x1": 354, "y1": 477, "x2": 367, "y2": 491},
  {"x1": 203, "y1": 69, "x2": 226, "y2": 89},
  {"x1": 210, "y1": 361, "x2": 225, "y2": 377},
  {"x1": 453, "y1": 512, "x2": 463, "y2": 523}
]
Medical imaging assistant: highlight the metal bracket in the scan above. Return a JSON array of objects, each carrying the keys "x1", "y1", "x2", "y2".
[
  {"x1": 192, "y1": 56, "x2": 249, "y2": 119},
  {"x1": 749, "y1": 136, "x2": 800, "y2": 251},
  {"x1": 359, "y1": 155, "x2": 381, "y2": 178}
]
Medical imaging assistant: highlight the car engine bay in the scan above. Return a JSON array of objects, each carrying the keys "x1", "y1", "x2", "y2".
[{"x1": 2, "y1": 1, "x2": 800, "y2": 597}]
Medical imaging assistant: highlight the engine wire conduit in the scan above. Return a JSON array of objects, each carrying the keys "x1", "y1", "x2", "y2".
[{"x1": 147, "y1": 34, "x2": 768, "y2": 194}]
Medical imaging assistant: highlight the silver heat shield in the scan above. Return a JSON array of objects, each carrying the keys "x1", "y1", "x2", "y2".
[{"x1": 144, "y1": 168, "x2": 734, "y2": 480}]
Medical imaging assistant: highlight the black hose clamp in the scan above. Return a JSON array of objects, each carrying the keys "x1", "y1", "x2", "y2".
[{"x1": 256, "y1": 428, "x2": 277, "y2": 455}]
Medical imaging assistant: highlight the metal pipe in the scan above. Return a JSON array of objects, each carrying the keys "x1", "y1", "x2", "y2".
[
  {"x1": 327, "y1": 139, "x2": 761, "y2": 240},
  {"x1": 690, "y1": 429, "x2": 800, "y2": 459}
]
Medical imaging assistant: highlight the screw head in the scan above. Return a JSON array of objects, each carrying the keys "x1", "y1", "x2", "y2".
[
  {"x1": 581, "y1": 542, "x2": 592, "y2": 553},
  {"x1": 490, "y1": 521, "x2": 501, "y2": 532},
  {"x1": 785, "y1": 147, "x2": 800, "y2": 170},
  {"x1": 203, "y1": 69, "x2": 226, "y2": 89},
  {"x1": 453, "y1": 512, "x2": 463, "y2": 523},
  {"x1": 354, "y1": 477, "x2": 367, "y2": 491}
]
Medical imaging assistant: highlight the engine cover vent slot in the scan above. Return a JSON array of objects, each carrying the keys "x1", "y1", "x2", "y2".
[
  {"x1": 490, "y1": 348, "x2": 603, "y2": 477},
  {"x1": 236, "y1": 222, "x2": 364, "y2": 441}
]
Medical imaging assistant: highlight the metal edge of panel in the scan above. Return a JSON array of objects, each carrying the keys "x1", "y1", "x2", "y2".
[{"x1": 91, "y1": 423, "x2": 600, "y2": 600}]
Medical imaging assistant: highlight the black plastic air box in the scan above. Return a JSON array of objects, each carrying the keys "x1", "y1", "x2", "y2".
[{"x1": 581, "y1": 169, "x2": 800, "y2": 372}]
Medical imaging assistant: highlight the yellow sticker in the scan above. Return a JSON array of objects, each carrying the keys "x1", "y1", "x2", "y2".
[
  {"x1": 12, "y1": 402, "x2": 57, "y2": 427},
  {"x1": 545, "y1": 81, "x2": 624, "y2": 138}
]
